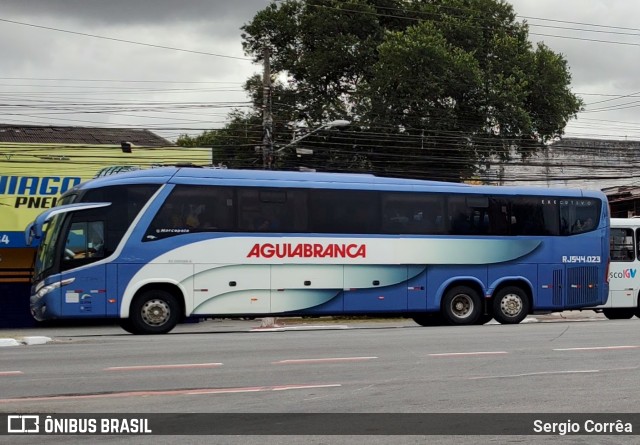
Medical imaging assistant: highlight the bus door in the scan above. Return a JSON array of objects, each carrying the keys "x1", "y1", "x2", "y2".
[
  {"x1": 608, "y1": 227, "x2": 637, "y2": 308},
  {"x1": 58, "y1": 219, "x2": 109, "y2": 317},
  {"x1": 407, "y1": 265, "x2": 428, "y2": 311}
]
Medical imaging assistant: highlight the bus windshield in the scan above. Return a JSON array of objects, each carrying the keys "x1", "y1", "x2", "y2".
[{"x1": 34, "y1": 213, "x2": 65, "y2": 282}]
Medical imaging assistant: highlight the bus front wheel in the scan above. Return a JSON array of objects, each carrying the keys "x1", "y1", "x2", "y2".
[
  {"x1": 413, "y1": 313, "x2": 445, "y2": 327},
  {"x1": 119, "y1": 318, "x2": 138, "y2": 334},
  {"x1": 126, "y1": 290, "x2": 180, "y2": 335},
  {"x1": 442, "y1": 286, "x2": 481, "y2": 325},
  {"x1": 602, "y1": 308, "x2": 635, "y2": 320},
  {"x1": 492, "y1": 286, "x2": 529, "y2": 324}
]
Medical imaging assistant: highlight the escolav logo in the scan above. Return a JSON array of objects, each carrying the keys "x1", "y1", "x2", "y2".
[{"x1": 609, "y1": 269, "x2": 637, "y2": 279}]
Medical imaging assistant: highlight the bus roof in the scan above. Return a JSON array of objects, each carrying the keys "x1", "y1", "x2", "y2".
[
  {"x1": 611, "y1": 217, "x2": 640, "y2": 227},
  {"x1": 67, "y1": 166, "x2": 606, "y2": 199}
]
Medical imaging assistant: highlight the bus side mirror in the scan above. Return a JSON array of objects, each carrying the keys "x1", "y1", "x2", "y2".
[{"x1": 25, "y1": 222, "x2": 41, "y2": 246}]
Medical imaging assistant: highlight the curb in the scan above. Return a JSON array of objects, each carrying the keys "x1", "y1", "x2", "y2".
[
  {"x1": 0, "y1": 336, "x2": 52, "y2": 347},
  {"x1": 250, "y1": 325, "x2": 350, "y2": 332},
  {"x1": 0, "y1": 315, "x2": 610, "y2": 343}
]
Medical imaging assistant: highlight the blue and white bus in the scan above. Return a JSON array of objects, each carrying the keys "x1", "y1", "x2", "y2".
[{"x1": 25, "y1": 167, "x2": 610, "y2": 334}]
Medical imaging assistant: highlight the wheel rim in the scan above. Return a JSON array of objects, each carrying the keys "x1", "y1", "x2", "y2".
[
  {"x1": 450, "y1": 294, "x2": 474, "y2": 319},
  {"x1": 141, "y1": 299, "x2": 171, "y2": 327},
  {"x1": 500, "y1": 293, "x2": 523, "y2": 317}
]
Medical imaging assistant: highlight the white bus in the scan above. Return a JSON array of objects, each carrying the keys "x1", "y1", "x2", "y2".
[{"x1": 593, "y1": 218, "x2": 640, "y2": 319}]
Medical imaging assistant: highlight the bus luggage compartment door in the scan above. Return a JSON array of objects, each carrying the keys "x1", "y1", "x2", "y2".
[
  {"x1": 193, "y1": 264, "x2": 271, "y2": 315},
  {"x1": 566, "y1": 265, "x2": 601, "y2": 308},
  {"x1": 343, "y1": 265, "x2": 409, "y2": 313},
  {"x1": 537, "y1": 264, "x2": 564, "y2": 311},
  {"x1": 271, "y1": 264, "x2": 343, "y2": 313}
]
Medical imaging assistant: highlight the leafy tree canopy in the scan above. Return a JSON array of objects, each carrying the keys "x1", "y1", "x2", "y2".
[{"x1": 181, "y1": 0, "x2": 582, "y2": 181}]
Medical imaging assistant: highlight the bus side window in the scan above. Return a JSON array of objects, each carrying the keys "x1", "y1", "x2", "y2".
[
  {"x1": 62, "y1": 221, "x2": 104, "y2": 264},
  {"x1": 610, "y1": 228, "x2": 634, "y2": 261},
  {"x1": 560, "y1": 199, "x2": 599, "y2": 235},
  {"x1": 87, "y1": 221, "x2": 105, "y2": 258},
  {"x1": 64, "y1": 224, "x2": 87, "y2": 261}
]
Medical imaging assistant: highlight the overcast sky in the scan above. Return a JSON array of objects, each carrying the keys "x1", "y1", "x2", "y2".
[{"x1": 1, "y1": 0, "x2": 640, "y2": 141}]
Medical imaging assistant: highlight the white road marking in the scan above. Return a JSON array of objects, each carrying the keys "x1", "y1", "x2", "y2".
[
  {"x1": 0, "y1": 371, "x2": 23, "y2": 376},
  {"x1": 190, "y1": 384, "x2": 342, "y2": 395},
  {"x1": 553, "y1": 345, "x2": 640, "y2": 351},
  {"x1": 0, "y1": 384, "x2": 342, "y2": 403},
  {"x1": 469, "y1": 370, "x2": 600, "y2": 380},
  {"x1": 105, "y1": 362, "x2": 223, "y2": 371},
  {"x1": 273, "y1": 357, "x2": 378, "y2": 364},
  {"x1": 428, "y1": 351, "x2": 508, "y2": 357}
]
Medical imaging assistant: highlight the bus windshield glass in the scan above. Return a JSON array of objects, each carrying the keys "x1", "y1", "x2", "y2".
[{"x1": 34, "y1": 213, "x2": 66, "y2": 282}]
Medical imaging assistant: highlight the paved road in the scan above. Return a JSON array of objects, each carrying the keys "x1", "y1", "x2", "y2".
[
  {"x1": 1, "y1": 315, "x2": 638, "y2": 444},
  {"x1": 0, "y1": 309, "x2": 610, "y2": 339}
]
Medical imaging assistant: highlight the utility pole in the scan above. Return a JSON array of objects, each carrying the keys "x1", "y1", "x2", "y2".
[
  {"x1": 262, "y1": 48, "x2": 273, "y2": 169},
  {"x1": 260, "y1": 48, "x2": 279, "y2": 330}
]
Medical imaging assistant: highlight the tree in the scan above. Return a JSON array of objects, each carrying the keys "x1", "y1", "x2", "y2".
[
  {"x1": 238, "y1": 0, "x2": 582, "y2": 181},
  {"x1": 177, "y1": 110, "x2": 262, "y2": 168},
  {"x1": 176, "y1": 76, "x2": 310, "y2": 170}
]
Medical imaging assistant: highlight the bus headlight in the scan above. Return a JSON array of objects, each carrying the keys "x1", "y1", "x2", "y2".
[{"x1": 34, "y1": 278, "x2": 75, "y2": 300}]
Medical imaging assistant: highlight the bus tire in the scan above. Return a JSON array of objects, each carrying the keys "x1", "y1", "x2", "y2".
[
  {"x1": 474, "y1": 313, "x2": 493, "y2": 325},
  {"x1": 118, "y1": 318, "x2": 138, "y2": 334},
  {"x1": 413, "y1": 313, "x2": 445, "y2": 327},
  {"x1": 442, "y1": 286, "x2": 481, "y2": 325},
  {"x1": 492, "y1": 286, "x2": 529, "y2": 324},
  {"x1": 602, "y1": 308, "x2": 635, "y2": 320},
  {"x1": 128, "y1": 289, "x2": 180, "y2": 335}
]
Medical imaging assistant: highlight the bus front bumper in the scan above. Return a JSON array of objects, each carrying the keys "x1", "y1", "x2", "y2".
[{"x1": 30, "y1": 294, "x2": 48, "y2": 321}]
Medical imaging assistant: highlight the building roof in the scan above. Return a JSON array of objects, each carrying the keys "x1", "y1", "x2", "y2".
[
  {"x1": 478, "y1": 137, "x2": 640, "y2": 190},
  {"x1": 0, "y1": 125, "x2": 173, "y2": 147}
]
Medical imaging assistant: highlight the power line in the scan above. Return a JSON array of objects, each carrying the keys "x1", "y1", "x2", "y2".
[
  {"x1": 529, "y1": 31, "x2": 640, "y2": 48},
  {"x1": 5, "y1": 4, "x2": 640, "y2": 144},
  {"x1": 0, "y1": 77, "x2": 245, "y2": 84},
  {"x1": 0, "y1": 17, "x2": 253, "y2": 61},
  {"x1": 520, "y1": 15, "x2": 640, "y2": 33}
]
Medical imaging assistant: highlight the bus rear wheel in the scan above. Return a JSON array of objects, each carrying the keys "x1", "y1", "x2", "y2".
[
  {"x1": 492, "y1": 286, "x2": 529, "y2": 324},
  {"x1": 602, "y1": 308, "x2": 635, "y2": 320},
  {"x1": 474, "y1": 313, "x2": 493, "y2": 325},
  {"x1": 126, "y1": 290, "x2": 180, "y2": 335},
  {"x1": 442, "y1": 286, "x2": 481, "y2": 325}
]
